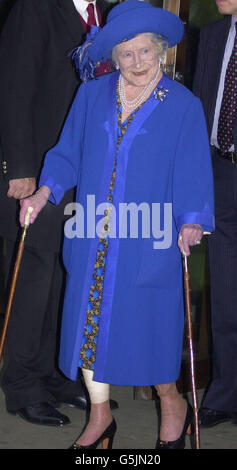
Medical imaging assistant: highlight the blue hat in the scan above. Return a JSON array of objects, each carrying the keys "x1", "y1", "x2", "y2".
[{"x1": 89, "y1": 0, "x2": 184, "y2": 62}]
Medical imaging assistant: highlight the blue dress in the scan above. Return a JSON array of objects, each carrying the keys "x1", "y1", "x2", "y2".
[
  {"x1": 79, "y1": 86, "x2": 141, "y2": 371},
  {"x1": 39, "y1": 72, "x2": 215, "y2": 385}
]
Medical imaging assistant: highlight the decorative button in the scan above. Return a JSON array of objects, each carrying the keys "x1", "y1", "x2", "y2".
[{"x1": 2, "y1": 161, "x2": 7, "y2": 174}]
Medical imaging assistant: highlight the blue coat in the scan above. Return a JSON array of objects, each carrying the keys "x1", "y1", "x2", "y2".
[{"x1": 40, "y1": 72, "x2": 214, "y2": 386}]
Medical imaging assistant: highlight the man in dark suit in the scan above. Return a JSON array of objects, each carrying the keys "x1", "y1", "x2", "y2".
[
  {"x1": 0, "y1": 0, "x2": 117, "y2": 427},
  {"x1": 193, "y1": 0, "x2": 237, "y2": 428}
]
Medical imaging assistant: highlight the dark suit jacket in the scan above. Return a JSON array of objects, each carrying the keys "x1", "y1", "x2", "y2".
[
  {"x1": 193, "y1": 15, "x2": 237, "y2": 149},
  {"x1": 0, "y1": 0, "x2": 16, "y2": 31},
  {"x1": 0, "y1": 0, "x2": 110, "y2": 251}
]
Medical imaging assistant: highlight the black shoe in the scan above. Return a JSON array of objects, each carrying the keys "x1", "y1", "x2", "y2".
[
  {"x1": 199, "y1": 407, "x2": 232, "y2": 428},
  {"x1": 231, "y1": 413, "x2": 237, "y2": 425},
  {"x1": 109, "y1": 399, "x2": 119, "y2": 410},
  {"x1": 57, "y1": 395, "x2": 119, "y2": 411},
  {"x1": 11, "y1": 402, "x2": 70, "y2": 426},
  {"x1": 60, "y1": 395, "x2": 88, "y2": 410},
  {"x1": 156, "y1": 403, "x2": 193, "y2": 449},
  {"x1": 69, "y1": 418, "x2": 117, "y2": 449}
]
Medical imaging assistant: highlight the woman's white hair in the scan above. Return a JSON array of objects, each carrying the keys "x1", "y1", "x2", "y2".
[{"x1": 111, "y1": 32, "x2": 168, "y2": 69}]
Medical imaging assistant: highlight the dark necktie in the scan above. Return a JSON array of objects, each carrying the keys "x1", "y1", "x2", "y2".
[
  {"x1": 85, "y1": 3, "x2": 113, "y2": 77},
  {"x1": 217, "y1": 23, "x2": 237, "y2": 153},
  {"x1": 87, "y1": 3, "x2": 97, "y2": 27}
]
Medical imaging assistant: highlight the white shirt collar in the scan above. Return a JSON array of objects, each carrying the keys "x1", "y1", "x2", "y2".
[
  {"x1": 231, "y1": 14, "x2": 237, "y2": 31},
  {"x1": 72, "y1": 0, "x2": 97, "y2": 15}
]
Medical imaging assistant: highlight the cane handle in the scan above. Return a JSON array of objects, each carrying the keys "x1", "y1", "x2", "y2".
[{"x1": 24, "y1": 206, "x2": 34, "y2": 227}]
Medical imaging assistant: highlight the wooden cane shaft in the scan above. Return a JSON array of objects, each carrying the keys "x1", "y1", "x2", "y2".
[
  {"x1": 0, "y1": 239, "x2": 25, "y2": 363},
  {"x1": 183, "y1": 271, "x2": 201, "y2": 449},
  {"x1": 0, "y1": 207, "x2": 33, "y2": 362}
]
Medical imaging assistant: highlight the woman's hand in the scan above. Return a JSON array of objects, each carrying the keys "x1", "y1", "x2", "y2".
[
  {"x1": 178, "y1": 224, "x2": 203, "y2": 256},
  {"x1": 19, "y1": 185, "x2": 51, "y2": 227}
]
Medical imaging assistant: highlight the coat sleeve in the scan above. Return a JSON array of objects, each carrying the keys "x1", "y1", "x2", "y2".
[
  {"x1": 39, "y1": 84, "x2": 87, "y2": 205},
  {"x1": 0, "y1": 0, "x2": 46, "y2": 179},
  {"x1": 172, "y1": 96, "x2": 215, "y2": 233}
]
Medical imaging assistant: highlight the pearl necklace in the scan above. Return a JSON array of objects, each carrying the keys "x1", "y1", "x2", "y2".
[{"x1": 118, "y1": 68, "x2": 160, "y2": 112}]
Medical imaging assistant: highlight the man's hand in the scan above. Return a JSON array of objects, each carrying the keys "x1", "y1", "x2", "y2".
[{"x1": 7, "y1": 178, "x2": 36, "y2": 199}]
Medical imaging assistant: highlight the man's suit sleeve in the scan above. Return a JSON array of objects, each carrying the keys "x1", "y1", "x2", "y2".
[{"x1": 0, "y1": 0, "x2": 46, "y2": 179}]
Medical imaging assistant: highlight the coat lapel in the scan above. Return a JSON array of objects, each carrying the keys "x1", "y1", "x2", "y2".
[
  {"x1": 118, "y1": 74, "x2": 170, "y2": 156},
  {"x1": 207, "y1": 16, "x2": 231, "y2": 130},
  {"x1": 56, "y1": 0, "x2": 110, "y2": 44},
  {"x1": 104, "y1": 71, "x2": 170, "y2": 171},
  {"x1": 56, "y1": 0, "x2": 86, "y2": 44}
]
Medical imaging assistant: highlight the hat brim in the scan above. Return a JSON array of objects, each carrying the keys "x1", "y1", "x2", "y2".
[{"x1": 89, "y1": 5, "x2": 184, "y2": 62}]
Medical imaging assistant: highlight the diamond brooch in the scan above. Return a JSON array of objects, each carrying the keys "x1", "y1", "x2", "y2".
[{"x1": 153, "y1": 87, "x2": 169, "y2": 102}]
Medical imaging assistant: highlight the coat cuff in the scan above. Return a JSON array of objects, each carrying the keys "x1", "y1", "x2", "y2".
[
  {"x1": 39, "y1": 176, "x2": 65, "y2": 205},
  {"x1": 175, "y1": 205, "x2": 215, "y2": 233}
]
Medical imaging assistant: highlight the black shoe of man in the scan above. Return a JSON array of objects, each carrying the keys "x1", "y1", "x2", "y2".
[
  {"x1": 199, "y1": 407, "x2": 233, "y2": 427},
  {"x1": 11, "y1": 402, "x2": 70, "y2": 426},
  {"x1": 231, "y1": 413, "x2": 237, "y2": 425}
]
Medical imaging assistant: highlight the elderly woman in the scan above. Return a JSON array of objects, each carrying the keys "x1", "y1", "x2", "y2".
[{"x1": 20, "y1": 1, "x2": 214, "y2": 449}]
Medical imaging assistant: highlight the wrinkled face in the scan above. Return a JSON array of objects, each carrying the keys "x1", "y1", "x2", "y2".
[
  {"x1": 114, "y1": 34, "x2": 160, "y2": 87},
  {"x1": 215, "y1": 0, "x2": 237, "y2": 16}
]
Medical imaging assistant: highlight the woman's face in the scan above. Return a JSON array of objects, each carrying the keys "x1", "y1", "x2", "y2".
[{"x1": 115, "y1": 34, "x2": 160, "y2": 87}]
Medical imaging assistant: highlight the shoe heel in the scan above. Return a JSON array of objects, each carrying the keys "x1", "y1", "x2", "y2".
[
  {"x1": 102, "y1": 428, "x2": 116, "y2": 449},
  {"x1": 189, "y1": 415, "x2": 196, "y2": 434},
  {"x1": 102, "y1": 437, "x2": 109, "y2": 449},
  {"x1": 186, "y1": 423, "x2": 192, "y2": 435}
]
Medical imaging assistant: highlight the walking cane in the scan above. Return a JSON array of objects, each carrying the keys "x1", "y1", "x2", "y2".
[
  {"x1": 0, "y1": 206, "x2": 34, "y2": 363},
  {"x1": 182, "y1": 253, "x2": 201, "y2": 450}
]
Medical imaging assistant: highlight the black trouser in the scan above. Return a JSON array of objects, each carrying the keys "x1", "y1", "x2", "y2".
[
  {"x1": 203, "y1": 148, "x2": 237, "y2": 412},
  {"x1": 0, "y1": 239, "x2": 84, "y2": 412}
]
